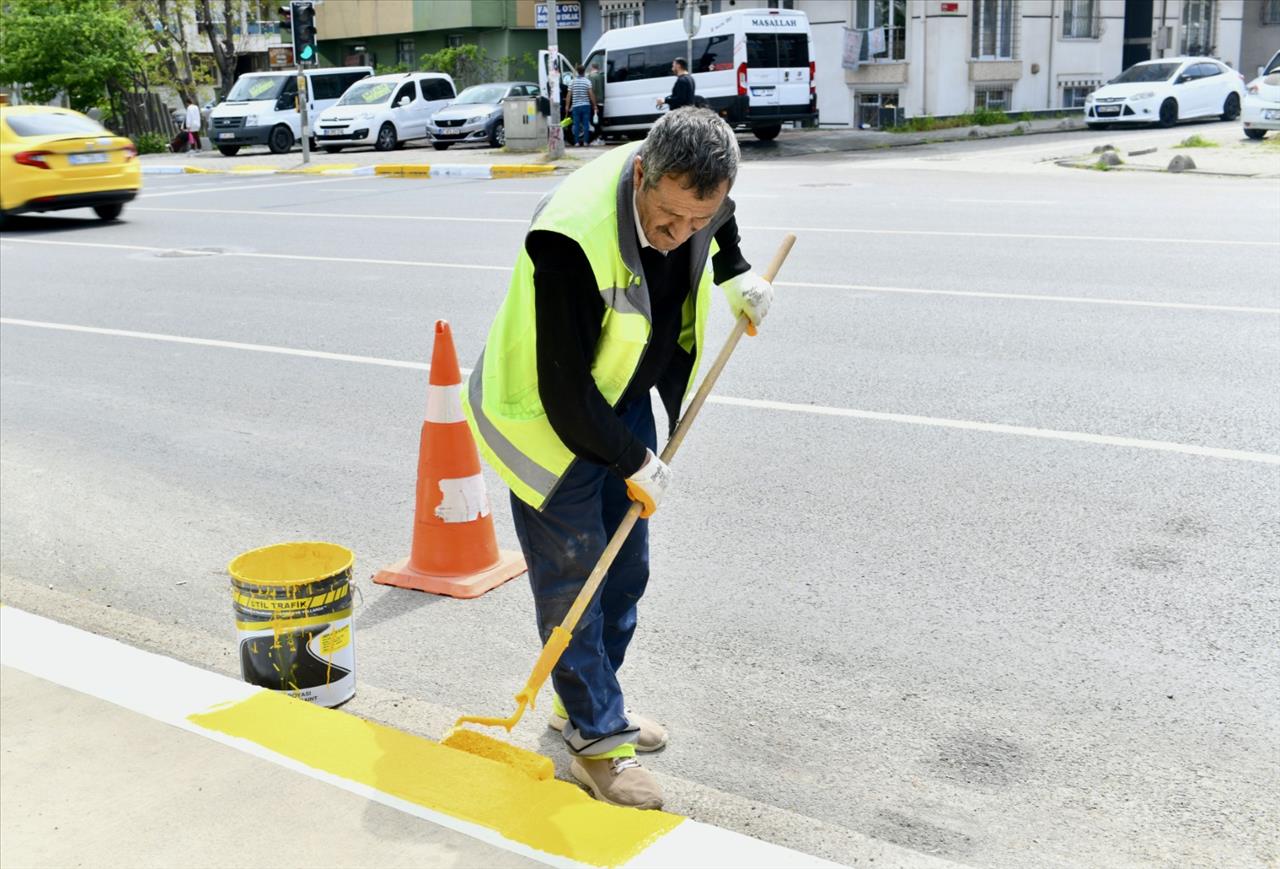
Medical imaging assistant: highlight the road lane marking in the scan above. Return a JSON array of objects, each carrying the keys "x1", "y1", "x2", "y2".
[
  {"x1": 947, "y1": 199, "x2": 1054, "y2": 205},
  {"x1": 127, "y1": 205, "x2": 1280, "y2": 246},
  {"x1": 779, "y1": 280, "x2": 1280, "y2": 315},
  {"x1": 4, "y1": 317, "x2": 1276, "y2": 465},
  {"x1": 7, "y1": 238, "x2": 1269, "y2": 316},
  {"x1": 4, "y1": 238, "x2": 1274, "y2": 315},
  {"x1": 142, "y1": 177, "x2": 377, "y2": 198}
]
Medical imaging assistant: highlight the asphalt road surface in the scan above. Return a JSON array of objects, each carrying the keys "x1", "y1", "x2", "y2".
[{"x1": 2, "y1": 128, "x2": 1278, "y2": 868}]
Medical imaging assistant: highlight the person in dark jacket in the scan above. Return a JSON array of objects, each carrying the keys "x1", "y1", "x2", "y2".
[{"x1": 655, "y1": 58, "x2": 695, "y2": 111}]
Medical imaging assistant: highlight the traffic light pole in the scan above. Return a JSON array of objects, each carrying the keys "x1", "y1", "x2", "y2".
[
  {"x1": 297, "y1": 63, "x2": 311, "y2": 165},
  {"x1": 546, "y1": 2, "x2": 564, "y2": 159}
]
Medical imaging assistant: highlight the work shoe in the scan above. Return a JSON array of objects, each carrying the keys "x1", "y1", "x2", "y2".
[
  {"x1": 570, "y1": 755, "x2": 664, "y2": 810},
  {"x1": 549, "y1": 703, "x2": 669, "y2": 752}
]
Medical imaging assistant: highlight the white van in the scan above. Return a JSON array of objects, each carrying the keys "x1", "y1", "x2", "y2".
[
  {"x1": 208, "y1": 66, "x2": 373, "y2": 156},
  {"x1": 583, "y1": 8, "x2": 816, "y2": 140},
  {"x1": 314, "y1": 72, "x2": 456, "y2": 152}
]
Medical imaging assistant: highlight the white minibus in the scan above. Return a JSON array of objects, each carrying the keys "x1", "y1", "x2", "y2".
[
  {"x1": 582, "y1": 8, "x2": 816, "y2": 140},
  {"x1": 208, "y1": 66, "x2": 373, "y2": 156}
]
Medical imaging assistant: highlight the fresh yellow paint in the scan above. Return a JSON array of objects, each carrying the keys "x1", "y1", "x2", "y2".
[
  {"x1": 0, "y1": 105, "x2": 141, "y2": 215},
  {"x1": 228, "y1": 541, "x2": 351, "y2": 587},
  {"x1": 190, "y1": 691, "x2": 683, "y2": 866}
]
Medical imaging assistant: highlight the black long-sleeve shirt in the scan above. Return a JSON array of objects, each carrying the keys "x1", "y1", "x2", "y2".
[
  {"x1": 664, "y1": 74, "x2": 695, "y2": 110},
  {"x1": 530, "y1": 214, "x2": 749, "y2": 479}
]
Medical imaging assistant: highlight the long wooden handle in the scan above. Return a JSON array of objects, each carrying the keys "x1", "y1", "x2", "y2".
[{"x1": 557, "y1": 233, "x2": 797, "y2": 634}]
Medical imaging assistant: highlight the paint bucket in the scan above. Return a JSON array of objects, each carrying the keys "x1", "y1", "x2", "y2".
[{"x1": 228, "y1": 541, "x2": 356, "y2": 708}]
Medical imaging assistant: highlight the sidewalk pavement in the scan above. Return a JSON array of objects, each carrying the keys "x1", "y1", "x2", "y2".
[
  {"x1": 1055, "y1": 125, "x2": 1280, "y2": 177},
  {"x1": 0, "y1": 604, "x2": 962, "y2": 869}
]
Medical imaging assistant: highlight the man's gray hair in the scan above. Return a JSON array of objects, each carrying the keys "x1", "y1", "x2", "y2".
[{"x1": 639, "y1": 108, "x2": 740, "y2": 199}]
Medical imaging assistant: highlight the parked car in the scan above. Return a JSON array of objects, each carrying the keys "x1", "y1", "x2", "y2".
[
  {"x1": 1242, "y1": 49, "x2": 1280, "y2": 140},
  {"x1": 208, "y1": 66, "x2": 372, "y2": 156},
  {"x1": 314, "y1": 72, "x2": 455, "y2": 152},
  {"x1": 427, "y1": 81, "x2": 540, "y2": 150},
  {"x1": 0, "y1": 105, "x2": 140, "y2": 221},
  {"x1": 1084, "y1": 57, "x2": 1245, "y2": 129}
]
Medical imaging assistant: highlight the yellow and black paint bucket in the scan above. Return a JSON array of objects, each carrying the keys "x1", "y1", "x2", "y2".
[{"x1": 228, "y1": 542, "x2": 356, "y2": 708}]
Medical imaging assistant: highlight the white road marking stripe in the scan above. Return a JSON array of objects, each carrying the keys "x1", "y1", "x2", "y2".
[
  {"x1": 142, "y1": 177, "x2": 375, "y2": 198},
  {"x1": 3, "y1": 317, "x2": 1276, "y2": 465},
  {"x1": 126, "y1": 205, "x2": 1280, "y2": 246},
  {"x1": 947, "y1": 199, "x2": 1054, "y2": 205},
  {"x1": 0, "y1": 238, "x2": 509, "y2": 273},
  {"x1": 4, "y1": 238, "x2": 1272, "y2": 315},
  {"x1": 780, "y1": 279, "x2": 1280, "y2": 315}
]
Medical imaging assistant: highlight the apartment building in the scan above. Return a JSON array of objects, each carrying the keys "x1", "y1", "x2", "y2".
[{"x1": 577, "y1": 0, "x2": 1275, "y2": 127}]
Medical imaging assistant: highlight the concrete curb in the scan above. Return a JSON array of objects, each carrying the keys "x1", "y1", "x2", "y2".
[{"x1": 142, "y1": 163, "x2": 560, "y2": 179}]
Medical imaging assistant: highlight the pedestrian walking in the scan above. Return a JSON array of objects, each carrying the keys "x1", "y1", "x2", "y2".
[
  {"x1": 184, "y1": 101, "x2": 202, "y2": 150},
  {"x1": 568, "y1": 64, "x2": 596, "y2": 147},
  {"x1": 588, "y1": 62, "x2": 605, "y2": 143},
  {"x1": 462, "y1": 108, "x2": 775, "y2": 810},
  {"x1": 656, "y1": 58, "x2": 695, "y2": 111}
]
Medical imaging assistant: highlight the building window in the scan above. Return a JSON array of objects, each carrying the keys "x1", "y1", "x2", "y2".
[
  {"x1": 1180, "y1": 0, "x2": 1215, "y2": 56},
  {"x1": 856, "y1": 91, "x2": 900, "y2": 129},
  {"x1": 396, "y1": 39, "x2": 416, "y2": 68},
  {"x1": 601, "y1": 0, "x2": 643, "y2": 32},
  {"x1": 854, "y1": 0, "x2": 907, "y2": 62},
  {"x1": 972, "y1": 0, "x2": 1016, "y2": 60},
  {"x1": 1062, "y1": 0, "x2": 1098, "y2": 39},
  {"x1": 447, "y1": 34, "x2": 464, "y2": 48},
  {"x1": 1061, "y1": 83, "x2": 1097, "y2": 107},
  {"x1": 974, "y1": 86, "x2": 1010, "y2": 111},
  {"x1": 1264, "y1": 0, "x2": 1280, "y2": 25}
]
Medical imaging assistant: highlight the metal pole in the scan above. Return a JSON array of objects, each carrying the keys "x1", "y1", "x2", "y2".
[
  {"x1": 297, "y1": 65, "x2": 311, "y2": 164},
  {"x1": 546, "y1": 1, "x2": 564, "y2": 158}
]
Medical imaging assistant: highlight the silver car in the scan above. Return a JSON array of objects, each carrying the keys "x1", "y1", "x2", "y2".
[{"x1": 428, "y1": 81, "x2": 540, "y2": 150}]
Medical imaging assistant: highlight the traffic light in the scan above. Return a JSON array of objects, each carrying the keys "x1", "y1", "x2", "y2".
[{"x1": 290, "y1": 0, "x2": 317, "y2": 65}]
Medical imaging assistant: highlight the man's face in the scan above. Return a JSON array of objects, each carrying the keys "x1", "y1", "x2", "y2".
[
  {"x1": 633, "y1": 162, "x2": 728, "y2": 252},
  {"x1": 671, "y1": 61, "x2": 680, "y2": 75}
]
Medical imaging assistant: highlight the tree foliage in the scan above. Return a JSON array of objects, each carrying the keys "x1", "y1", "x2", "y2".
[
  {"x1": 0, "y1": 0, "x2": 145, "y2": 111},
  {"x1": 129, "y1": 0, "x2": 212, "y2": 106}
]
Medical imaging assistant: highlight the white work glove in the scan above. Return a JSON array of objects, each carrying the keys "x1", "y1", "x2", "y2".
[
  {"x1": 721, "y1": 271, "x2": 774, "y2": 335},
  {"x1": 625, "y1": 449, "x2": 671, "y2": 518}
]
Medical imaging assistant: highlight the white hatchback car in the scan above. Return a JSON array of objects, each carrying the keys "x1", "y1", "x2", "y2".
[
  {"x1": 1085, "y1": 57, "x2": 1245, "y2": 129},
  {"x1": 315, "y1": 72, "x2": 456, "y2": 152},
  {"x1": 1242, "y1": 50, "x2": 1280, "y2": 140}
]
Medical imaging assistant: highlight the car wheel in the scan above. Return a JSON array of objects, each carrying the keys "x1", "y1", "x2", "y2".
[
  {"x1": 752, "y1": 125, "x2": 783, "y2": 141},
  {"x1": 93, "y1": 203, "x2": 124, "y2": 221},
  {"x1": 1244, "y1": 128, "x2": 1267, "y2": 140},
  {"x1": 1087, "y1": 122, "x2": 1109, "y2": 131},
  {"x1": 375, "y1": 123, "x2": 398, "y2": 152},
  {"x1": 489, "y1": 121, "x2": 505, "y2": 148},
  {"x1": 267, "y1": 125, "x2": 294, "y2": 154},
  {"x1": 1220, "y1": 93, "x2": 1241, "y2": 121},
  {"x1": 1158, "y1": 98, "x2": 1178, "y2": 128},
  {"x1": 322, "y1": 145, "x2": 345, "y2": 154},
  {"x1": 217, "y1": 145, "x2": 240, "y2": 157},
  {"x1": 432, "y1": 142, "x2": 451, "y2": 150}
]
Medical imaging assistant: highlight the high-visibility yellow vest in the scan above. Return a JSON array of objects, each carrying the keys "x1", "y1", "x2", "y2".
[{"x1": 463, "y1": 142, "x2": 724, "y2": 509}]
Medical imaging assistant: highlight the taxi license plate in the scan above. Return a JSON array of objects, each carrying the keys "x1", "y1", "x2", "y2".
[
  {"x1": 1264, "y1": 109, "x2": 1280, "y2": 120},
  {"x1": 68, "y1": 152, "x2": 109, "y2": 165},
  {"x1": 219, "y1": 132, "x2": 235, "y2": 139},
  {"x1": 1096, "y1": 105, "x2": 1121, "y2": 116}
]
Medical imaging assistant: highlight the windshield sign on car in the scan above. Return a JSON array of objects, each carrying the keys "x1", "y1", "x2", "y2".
[
  {"x1": 340, "y1": 82, "x2": 393, "y2": 105},
  {"x1": 227, "y1": 75, "x2": 289, "y2": 101}
]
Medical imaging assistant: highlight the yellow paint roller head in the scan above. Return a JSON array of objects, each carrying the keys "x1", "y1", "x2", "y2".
[{"x1": 440, "y1": 727, "x2": 555, "y2": 781}]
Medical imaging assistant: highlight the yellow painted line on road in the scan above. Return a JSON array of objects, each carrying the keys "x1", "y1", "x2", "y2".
[
  {"x1": 4, "y1": 316, "x2": 1278, "y2": 465},
  {"x1": 189, "y1": 691, "x2": 682, "y2": 866}
]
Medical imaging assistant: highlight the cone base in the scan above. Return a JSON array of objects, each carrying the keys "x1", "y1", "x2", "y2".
[{"x1": 372, "y1": 551, "x2": 527, "y2": 599}]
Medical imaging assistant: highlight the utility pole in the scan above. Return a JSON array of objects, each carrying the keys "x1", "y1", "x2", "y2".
[
  {"x1": 683, "y1": 2, "x2": 700, "y2": 79},
  {"x1": 545, "y1": 1, "x2": 564, "y2": 158},
  {"x1": 289, "y1": 0, "x2": 318, "y2": 164}
]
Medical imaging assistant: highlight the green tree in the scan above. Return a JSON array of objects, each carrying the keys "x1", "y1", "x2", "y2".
[
  {"x1": 418, "y1": 45, "x2": 497, "y2": 90},
  {"x1": 0, "y1": 0, "x2": 144, "y2": 111}
]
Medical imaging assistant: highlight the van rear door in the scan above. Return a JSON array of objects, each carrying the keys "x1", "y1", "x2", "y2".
[{"x1": 744, "y1": 25, "x2": 811, "y2": 112}]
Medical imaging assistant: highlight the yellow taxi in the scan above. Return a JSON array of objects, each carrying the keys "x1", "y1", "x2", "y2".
[{"x1": 0, "y1": 104, "x2": 141, "y2": 220}]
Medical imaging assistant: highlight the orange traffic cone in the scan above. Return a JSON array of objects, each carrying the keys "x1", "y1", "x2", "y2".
[{"x1": 373, "y1": 320, "x2": 526, "y2": 598}]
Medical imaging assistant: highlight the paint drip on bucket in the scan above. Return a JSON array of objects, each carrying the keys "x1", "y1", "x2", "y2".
[{"x1": 228, "y1": 541, "x2": 356, "y2": 708}]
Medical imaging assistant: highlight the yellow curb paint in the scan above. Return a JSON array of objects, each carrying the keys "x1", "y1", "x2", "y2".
[
  {"x1": 189, "y1": 691, "x2": 682, "y2": 866},
  {"x1": 375, "y1": 164, "x2": 432, "y2": 177},
  {"x1": 278, "y1": 164, "x2": 359, "y2": 175},
  {"x1": 492, "y1": 165, "x2": 557, "y2": 177}
]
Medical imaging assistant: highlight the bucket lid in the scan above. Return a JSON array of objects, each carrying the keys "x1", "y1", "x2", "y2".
[{"x1": 228, "y1": 541, "x2": 354, "y2": 587}]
